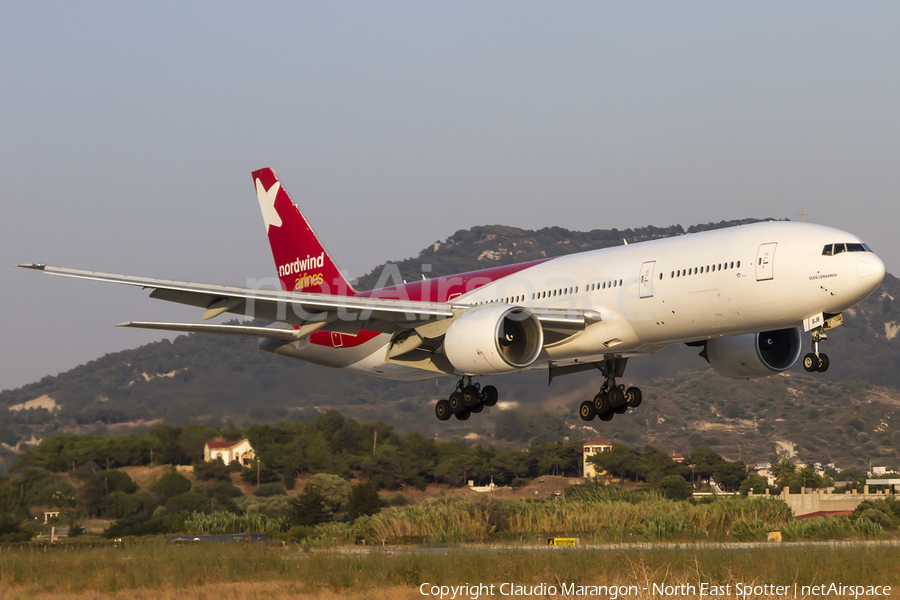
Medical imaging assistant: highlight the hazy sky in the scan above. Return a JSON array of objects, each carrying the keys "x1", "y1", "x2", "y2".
[{"x1": 2, "y1": 2, "x2": 899, "y2": 392}]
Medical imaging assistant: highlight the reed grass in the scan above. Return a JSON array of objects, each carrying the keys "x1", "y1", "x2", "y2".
[{"x1": 358, "y1": 495, "x2": 796, "y2": 544}]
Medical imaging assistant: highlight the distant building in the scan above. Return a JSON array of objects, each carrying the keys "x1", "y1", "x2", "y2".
[
  {"x1": 204, "y1": 439, "x2": 255, "y2": 466},
  {"x1": 669, "y1": 452, "x2": 684, "y2": 463},
  {"x1": 583, "y1": 436, "x2": 612, "y2": 478}
]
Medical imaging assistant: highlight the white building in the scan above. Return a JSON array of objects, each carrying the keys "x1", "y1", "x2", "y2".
[
  {"x1": 203, "y1": 439, "x2": 255, "y2": 465},
  {"x1": 583, "y1": 436, "x2": 612, "y2": 478}
]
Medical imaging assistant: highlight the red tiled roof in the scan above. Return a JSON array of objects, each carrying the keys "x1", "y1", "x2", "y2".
[
  {"x1": 584, "y1": 436, "x2": 612, "y2": 446},
  {"x1": 206, "y1": 440, "x2": 243, "y2": 450}
]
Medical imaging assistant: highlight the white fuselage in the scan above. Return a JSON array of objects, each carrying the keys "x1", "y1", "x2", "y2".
[{"x1": 290, "y1": 222, "x2": 884, "y2": 379}]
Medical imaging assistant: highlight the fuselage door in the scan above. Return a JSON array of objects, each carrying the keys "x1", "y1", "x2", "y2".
[
  {"x1": 756, "y1": 243, "x2": 777, "y2": 281},
  {"x1": 639, "y1": 261, "x2": 656, "y2": 298}
]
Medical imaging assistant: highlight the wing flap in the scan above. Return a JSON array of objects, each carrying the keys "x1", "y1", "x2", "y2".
[{"x1": 116, "y1": 321, "x2": 324, "y2": 340}]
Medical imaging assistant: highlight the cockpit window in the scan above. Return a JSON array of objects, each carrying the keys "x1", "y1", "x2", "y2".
[{"x1": 823, "y1": 242, "x2": 872, "y2": 256}]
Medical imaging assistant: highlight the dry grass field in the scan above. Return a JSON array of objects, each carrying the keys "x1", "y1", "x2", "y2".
[{"x1": 3, "y1": 543, "x2": 899, "y2": 600}]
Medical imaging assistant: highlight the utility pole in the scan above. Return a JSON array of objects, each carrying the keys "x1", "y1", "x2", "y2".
[
  {"x1": 373, "y1": 430, "x2": 377, "y2": 456},
  {"x1": 256, "y1": 458, "x2": 260, "y2": 488}
]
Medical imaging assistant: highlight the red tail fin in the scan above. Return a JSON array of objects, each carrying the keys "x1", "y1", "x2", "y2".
[{"x1": 252, "y1": 168, "x2": 356, "y2": 296}]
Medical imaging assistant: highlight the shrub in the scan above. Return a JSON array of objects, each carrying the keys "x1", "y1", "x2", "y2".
[
  {"x1": 102, "y1": 513, "x2": 166, "y2": 538},
  {"x1": 388, "y1": 492, "x2": 410, "y2": 506},
  {"x1": 858, "y1": 508, "x2": 895, "y2": 530},
  {"x1": 254, "y1": 483, "x2": 287, "y2": 498}
]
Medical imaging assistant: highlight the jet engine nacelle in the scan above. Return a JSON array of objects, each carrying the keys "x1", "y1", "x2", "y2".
[
  {"x1": 443, "y1": 304, "x2": 544, "y2": 375},
  {"x1": 705, "y1": 327, "x2": 802, "y2": 379}
]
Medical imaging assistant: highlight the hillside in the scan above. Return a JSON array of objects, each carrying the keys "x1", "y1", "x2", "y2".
[{"x1": 2, "y1": 218, "x2": 899, "y2": 473}]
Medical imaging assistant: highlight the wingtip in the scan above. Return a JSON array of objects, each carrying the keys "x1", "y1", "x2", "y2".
[{"x1": 17, "y1": 263, "x2": 46, "y2": 270}]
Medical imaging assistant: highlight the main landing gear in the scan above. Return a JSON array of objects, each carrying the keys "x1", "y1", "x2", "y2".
[
  {"x1": 802, "y1": 326, "x2": 830, "y2": 373},
  {"x1": 434, "y1": 376, "x2": 499, "y2": 421},
  {"x1": 579, "y1": 358, "x2": 643, "y2": 422}
]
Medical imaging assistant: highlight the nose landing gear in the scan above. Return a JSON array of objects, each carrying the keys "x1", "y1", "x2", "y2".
[{"x1": 802, "y1": 327, "x2": 830, "y2": 373}]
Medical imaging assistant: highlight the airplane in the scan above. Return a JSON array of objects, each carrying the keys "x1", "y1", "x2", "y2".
[{"x1": 20, "y1": 168, "x2": 885, "y2": 423}]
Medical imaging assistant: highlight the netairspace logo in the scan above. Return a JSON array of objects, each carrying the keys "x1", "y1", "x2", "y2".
[{"x1": 418, "y1": 582, "x2": 893, "y2": 599}]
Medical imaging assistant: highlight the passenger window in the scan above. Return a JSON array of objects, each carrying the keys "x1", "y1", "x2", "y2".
[
  {"x1": 822, "y1": 244, "x2": 833, "y2": 256},
  {"x1": 737, "y1": 261, "x2": 740, "y2": 268},
  {"x1": 659, "y1": 273, "x2": 663, "y2": 280}
]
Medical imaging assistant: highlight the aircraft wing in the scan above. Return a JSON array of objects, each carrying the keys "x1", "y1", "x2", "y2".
[{"x1": 19, "y1": 264, "x2": 597, "y2": 337}]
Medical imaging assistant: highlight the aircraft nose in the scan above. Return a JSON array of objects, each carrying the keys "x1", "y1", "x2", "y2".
[{"x1": 858, "y1": 253, "x2": 885, "y2": 287}]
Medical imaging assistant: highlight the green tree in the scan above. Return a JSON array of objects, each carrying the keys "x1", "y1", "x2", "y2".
[
  {"x1": 78, "y1": 470, "x2": 139, "y2": 517},
  {"x1": 739, "y1": 473, "x2": 769, "y2": 496},
  {"x1": 166, "y1": 491, "x2": 214, "y2": 514},
  {"x1": 193, "y1": 458, "x2": 231, "y2": 482},
  {"x1": 303, "y1": 473, "x2": 351, "y2": 515},
  {"x1": 346, "y1": 481, "x2": 382, "y2": 521},
  {"x1": 289, "y1": 486, "x2": 329, "y2": 526},
  {"x1": 151, "y1": 468, "x2": 192, "y2": 502},
  {"x1": 657, "y1": 475, "x2": 692, "y2": 500},
  {"x1": 0, "y1": 482, "x2": 32, "y2": 542}
]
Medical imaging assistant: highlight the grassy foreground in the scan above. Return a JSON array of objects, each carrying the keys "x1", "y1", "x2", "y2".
[{"x1": 2, "y1": 543, "x2": 899, "y2": 599}]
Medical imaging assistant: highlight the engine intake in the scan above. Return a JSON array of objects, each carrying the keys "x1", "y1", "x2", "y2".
[
  {"x1": 704, "y1": 327, "x2": 802, "y2": 379},
  {"x1": 443, "y1": 305, "x2": 544, "y2": 375}
]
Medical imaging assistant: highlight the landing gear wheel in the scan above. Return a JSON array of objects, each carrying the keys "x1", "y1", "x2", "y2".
[
  {"x1": 598, "y1": 410, "x2": 614, "y2": 422},
  {"x1": 816, "y1": 353, "x2": 830, "y2": 373},
  {"x1": 455, "y1": 408, "x2": 471, "y2": 421},
  {"x1": 579, "y1": 400, "x2": 596, "y2": 421},
  {"x1": 625, "y1": 387, "x2": 642, "y2": 408},
  {"x1": 593, "y1": 391, "x2": 610, "y2": 414},
  {"x1": 607, "y1": 386, "x2": 626, "y2": 408},
  {"x1": 448, "y1": 392, "x2": 466, "y2": 414},
  {"x1": 482, "y1": 385, "x2": 498, "y2": 407},
  {"x1": 470, "y1": 402, "x2": 484, "y2": 413},
  {"x1": 803, "y1": 353, "x2": 819, "y2": 372},
  {"x1": 435, "y1": 399, "x2": 452, "y2": 421},
  {"x1": 463, "y1": 385, "x2": 481, "y2": 408},
  {"x1": 613, "y1": 404, "x2": 629, "y2": 415}
]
